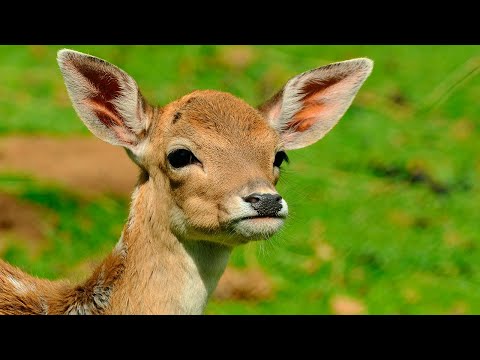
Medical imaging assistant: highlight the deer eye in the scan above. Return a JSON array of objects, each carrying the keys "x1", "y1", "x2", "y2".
[
  {"x1": 273, "y1": 151, "x2": 289, "y2": 168},
  {"x1": 167, "y1": 149, "x2": 200, "y2": 168}
]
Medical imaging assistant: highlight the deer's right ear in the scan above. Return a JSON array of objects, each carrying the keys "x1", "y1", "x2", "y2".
[
  {"x1": 57, "y1": 49, "x2": 150, "y2": 157},
  {"x1": 258, "y1": 58, "x2": 373, "y2": 150}
]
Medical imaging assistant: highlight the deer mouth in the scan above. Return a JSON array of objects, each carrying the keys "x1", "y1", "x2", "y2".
[
  {"x1": 228, "y1": 215, "x2": 286, "y2": 241},
  {"x1": 238, "y1": 215, "x2": 286, "y2": 221}
]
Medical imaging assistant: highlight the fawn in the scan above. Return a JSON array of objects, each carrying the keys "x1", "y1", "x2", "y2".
[{"x1": 0, "y1": 49, "x2": 373, "y2": 314}]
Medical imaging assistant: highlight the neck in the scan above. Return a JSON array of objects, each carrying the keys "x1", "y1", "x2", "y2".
[{"x1": 101, "y1": 174, "x2": 231, "y2": 314}]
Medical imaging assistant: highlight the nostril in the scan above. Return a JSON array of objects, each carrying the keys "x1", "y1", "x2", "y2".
[
  {"x1": 243, "y1": 194, "x2": 262, "y2": 204},
  {"x1": 243, "y1": 193, "x2": 283, "y2": 216},
  {"x1": 243, "y1": 193, "x2": 282, "y2": 205}
]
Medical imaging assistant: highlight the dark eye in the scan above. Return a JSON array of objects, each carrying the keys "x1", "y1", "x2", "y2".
[
  {"x1": 167, "y1": 149, "x2": 200, "y2": 168},
  {"x1": 273, "y1": 151, "x2": 289, "y2": 168}
]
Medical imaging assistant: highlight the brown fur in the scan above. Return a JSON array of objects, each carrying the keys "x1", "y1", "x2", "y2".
[
  {"x1": 0, "y1": 242, "x2": 126, "y2": 315},
  {"x1": 0, "y1": 50, "x2": 372, "y2": 314},
  {"x1": 147, "y1": 91, "x2": 281, "y2": 239},
  {"x1": 0, "y1": 91, "x2": 280, "y2": 314}
]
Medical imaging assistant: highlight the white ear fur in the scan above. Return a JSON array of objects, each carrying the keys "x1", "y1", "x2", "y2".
[
  {"x1": 57, "y1": 49, "x2": 149, "y2": 156},
  {"x1": 259, "y1": 58, "x2": 373, "y2": 150}
]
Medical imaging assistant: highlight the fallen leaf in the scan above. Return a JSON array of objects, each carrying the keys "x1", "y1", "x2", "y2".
[
  {"x1": 330, "y1": 294, "x2": 366, "y2": 315},
  {"x1": 213, "y1": 266, "x2": 274, "y2": 302}
]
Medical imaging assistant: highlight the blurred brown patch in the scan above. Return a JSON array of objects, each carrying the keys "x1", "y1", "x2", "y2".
[
  {"x1": 451, "y1": 301, "x2": 469, "y2": 315},
  {"x1": 355, "y1": 90, "x2": 414, "y2": 120},
  {"x1": 330, "y1": 294, "x2": 366, "y2": 315},
  {"x1": 388, "y1": 89, "x2": 409, "y2": 107},
  {"x1": 401, "y1": 287, "x2": 420, "y2": 304},
  {"x1": 0, "y1": 136, "x2": 137, "y2": 197},
  {"x1": 302, "y1": 220, "x2": 336, "y2": 274},
  {"x1": 388, "y1": 210, "x2": 414, "y2": 228},
  {"x1": 450, "y1": 119, "x2": 474, "y2": 141},
  {"x1": 260, "y1": 64, "x2": 291, "y2": 98},
  {"x1": 28, "y1": 45, "x2": 48, "y2": 60},
  {"x1": 218, "y1": 46, "x2": 256, "y2": 70},
  {"x1": 443, "y1": 228, "x2": 467, "y2": 248},
  {"x1": 213, "y1": 266, "x2": 274, "y2": 302},
  {"x1": 370, "y1": 160, "x2": 449, "y2": 195},
  {"x1": 0, "y1": 192, "x2": 52, "y2": 252}
]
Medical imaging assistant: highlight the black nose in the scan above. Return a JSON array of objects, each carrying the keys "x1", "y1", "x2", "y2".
[{"x1": 243, "y1": 193, "x2": 283, "y2": 216}]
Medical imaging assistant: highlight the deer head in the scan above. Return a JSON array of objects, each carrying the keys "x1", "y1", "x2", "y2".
[{"x1": 57, "y1": 49, "x2": 373, "y2": 247}]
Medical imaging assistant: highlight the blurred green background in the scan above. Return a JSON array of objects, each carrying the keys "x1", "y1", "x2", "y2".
[{"x1": 0, "y1": 45, "x2": 479, "y2": 314}]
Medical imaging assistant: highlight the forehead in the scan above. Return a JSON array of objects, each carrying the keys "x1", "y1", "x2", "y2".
[{"x1": 160, "y1": 90, "x2": 279, "y2": 148}]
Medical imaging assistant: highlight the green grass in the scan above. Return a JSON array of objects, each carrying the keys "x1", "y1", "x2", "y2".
[{"x1": 0, "y1": 45, "x2": 479, "y2": 314}]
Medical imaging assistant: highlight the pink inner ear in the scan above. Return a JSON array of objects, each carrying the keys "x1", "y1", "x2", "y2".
[
  {"x1": 287, "y1": 102, "x2": 325, "y2": 132},
  {"x1": 76, "y1": 61, "x2": 122, "y2": 100},
  {"x1": 285, "y1": 75, "x2": 353, "y2": 133},
  {"x1": 75, "y1": 62, "x2": 130, "y2": 130},
  {"x1": 84, "y1": 98, "x2": 124, "y2": 128}
]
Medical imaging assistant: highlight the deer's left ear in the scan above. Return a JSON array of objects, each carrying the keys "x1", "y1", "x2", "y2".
[
  {"x1": 57, "y1": 49, "x2": 150, "y2": 159},
  {"x1": 259, "y1": 58, "x2": 373, "y2": 150}
]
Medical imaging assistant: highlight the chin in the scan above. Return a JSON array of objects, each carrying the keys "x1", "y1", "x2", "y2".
[
  {"x1": 178, "y1": 216, "x2": 286, "y2": 247},
  {"x1": 229, "y1": 217, "x2": 286, "y2": 243}
]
